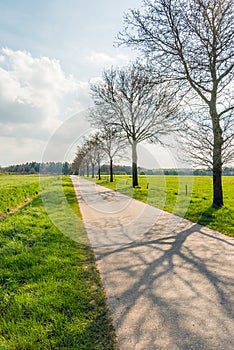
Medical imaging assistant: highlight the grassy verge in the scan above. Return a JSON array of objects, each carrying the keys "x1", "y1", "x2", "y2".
[
  {"x1": 88, "y1": 175, "x2": 234, "y2": 237},
  {"x1": 0, "y1": 176, "x2": 118, "y2": 350},
  {"x1": 0, "y1": 175, "x2": 40, "y2": 215}
]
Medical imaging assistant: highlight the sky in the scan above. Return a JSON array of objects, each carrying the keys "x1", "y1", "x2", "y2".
[{"x1": 0, "y1": 0, "x2": 185, "y2": 169}]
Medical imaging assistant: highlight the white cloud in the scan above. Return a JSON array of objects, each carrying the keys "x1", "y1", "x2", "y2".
[
  {"x1": 0, "y1": 48, "x2": 93, "y2": 165},
  {"x1": 88, "y1": 52, "x2": 115, "y2": 65},
  {"x1": 0, "y1": 48, "x2": 78, "y2": 125},
  {"x1": 0, "y1": 47, "x2": 92, "y2": 132},
  {"x1": 87, "y1": 51, "x2": 129, "y2": 67}
]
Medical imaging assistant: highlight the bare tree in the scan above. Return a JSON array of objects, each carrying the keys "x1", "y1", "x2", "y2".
[
  {"x1": 89, "y1": 133, "x2": 106, "y2": 180},
  {"x1": 72, "y1": 145, "x2": 87, "y2": 175},
  {"x1": 180, "y1": 109, "x2": 234, "y2": 169},
  {"x1": 83, "y1": 134, "x2": 105, "y2": 179},
  {"x1": 86, "y1": 135, "x2": 99, "y2": 179},
  {"x1": 96, "y1": 125, "x2": 128, "y2": 182},
  {"x1": 118, "y1": 0, "x2": 234, "y2": 206},
  {"x1": 73, "y1": 133, "x2": 107, "y2": 179},
  {"x1": 73, "y1": 141, "x2": 92, "y2": 177},
  {"x1": 90, "y1": 62, "x2": 180, "y2": 187}
]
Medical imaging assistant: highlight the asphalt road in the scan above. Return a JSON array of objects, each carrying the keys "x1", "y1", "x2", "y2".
[{"x1": 71, "y1": 176, "x2": 234, "y2": 350}]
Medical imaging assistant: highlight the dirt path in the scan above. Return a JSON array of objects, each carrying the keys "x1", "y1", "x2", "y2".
[{"x1": 72, "y1": 176, "x2": 234, "y2": 350}]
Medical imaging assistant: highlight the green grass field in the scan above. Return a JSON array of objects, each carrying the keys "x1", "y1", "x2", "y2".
[
  {"x1": 92, "y1": 175, "x2": 234, "y2": 237},
  {"x1": 0, "y1": 175, "x2": 117, "y2": 350},
  {"x1": 0, "y1": 175, "x2": 40, "y2": 216}
]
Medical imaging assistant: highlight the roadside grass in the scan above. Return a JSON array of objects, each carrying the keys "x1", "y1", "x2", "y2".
[
  {"x1": 0, "y1": 176, "x2": 118, "y2": 350},
  {"x1": 89, "y1": 175, "x2": 234, "y2": 237},
  {"x1": 0, "y1": 175, "x2": 40, "y2": 215}
]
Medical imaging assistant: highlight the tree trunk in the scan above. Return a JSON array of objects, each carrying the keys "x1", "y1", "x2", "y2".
[
  {"x1": 132, "y1": 140, "x2": 138, "y2": 187},
  {"x1": 98, "y1": 160, "x2": 101, "y2": 180},
  {"x1": 86, "y1": 164, "x2": 89, "y2": 177},
  {"x1": 110, "y1": 157, "x2": 113, "y2": 182},
  {"x1": 91, "y1": 163, "x2": 95, "y2": 178},
  {"x1": 211, "y1": 110, "x2": 223, "y2": 207}
]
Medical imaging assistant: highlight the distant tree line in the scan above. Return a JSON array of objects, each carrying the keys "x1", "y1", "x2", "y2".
[
  {"x1": 74, "y1": 161, "x2": 234, "y2": 177},
  {"x1": 1, "y1": 161, "x2": 233, "y2": 176},
  {"x1": 138, "y1": 167, "x2": 234, "y2": 176},
  {"x1": 1, "y1": 162, "x2": 72, "y2": 175}
]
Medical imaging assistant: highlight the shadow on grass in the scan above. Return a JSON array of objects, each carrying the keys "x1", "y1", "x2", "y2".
[{"x1": 198, "y1": 205, "x2": 222, "y2": 227}]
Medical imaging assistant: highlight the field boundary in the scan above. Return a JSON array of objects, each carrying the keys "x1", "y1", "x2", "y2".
[{"x1": 0, "y1": 196, "x2": 37, "y2": 221}]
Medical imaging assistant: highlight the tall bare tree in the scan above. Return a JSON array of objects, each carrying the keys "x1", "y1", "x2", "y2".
[
  {"x1": 118, "y1": 0, "x2": 234, "y2": 206},
  {"x1": 90, "y1": 62, "x2": 180, "y2": 187}
]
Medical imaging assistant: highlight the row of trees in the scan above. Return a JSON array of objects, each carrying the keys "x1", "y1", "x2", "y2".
[
  {"x1": 74, "y1": 0, "x2": 233, "y2": 207},
  {"x1": 89, "y1": 63, "x2": 183, "y2": 188},
  {"x1": 72, "y1": 129, "x2": 128, "y2": 181},
  {"x1": 117, "y1": 0, "x2": 234, "y2": 207}
]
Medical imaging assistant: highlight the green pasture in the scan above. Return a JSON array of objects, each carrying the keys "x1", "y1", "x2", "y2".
[
  {"x1": 92, "y1": 175, "x2": 234, "y2": 237},
  {"x1": 0, "y1": 175, "x2": 117, "y2": 350},
  {"x1": 0, "y1": 175, "x2": 40, "y2": 215}
]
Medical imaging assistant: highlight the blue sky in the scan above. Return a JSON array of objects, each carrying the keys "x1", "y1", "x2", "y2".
[
  {"x1": 0, "y1": 0, "x2": 182, "y2": 168},
  {"x1": 0, "y1": 0, "x2": 137, "y2": 78}
]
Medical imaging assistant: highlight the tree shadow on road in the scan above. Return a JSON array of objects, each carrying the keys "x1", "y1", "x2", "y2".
[{"x1": 94, "y1": 219, "x2": 234, "y2": 349}]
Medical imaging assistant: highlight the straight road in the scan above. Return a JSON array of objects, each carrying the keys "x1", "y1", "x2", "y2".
[{"x1": 71, "y1": 176, "x2": 234, "y2": 350}]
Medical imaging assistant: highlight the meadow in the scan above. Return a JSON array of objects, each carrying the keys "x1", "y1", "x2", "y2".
[
  {"x1": 93, "y1": 175, "x2": 234, "y2": 237},
  {"x1": 0, "y1": 175, "x2": 40, "y2": 216},
  {"x1": 0, "y1": 175, "x2": 117, "y2": 350}
]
